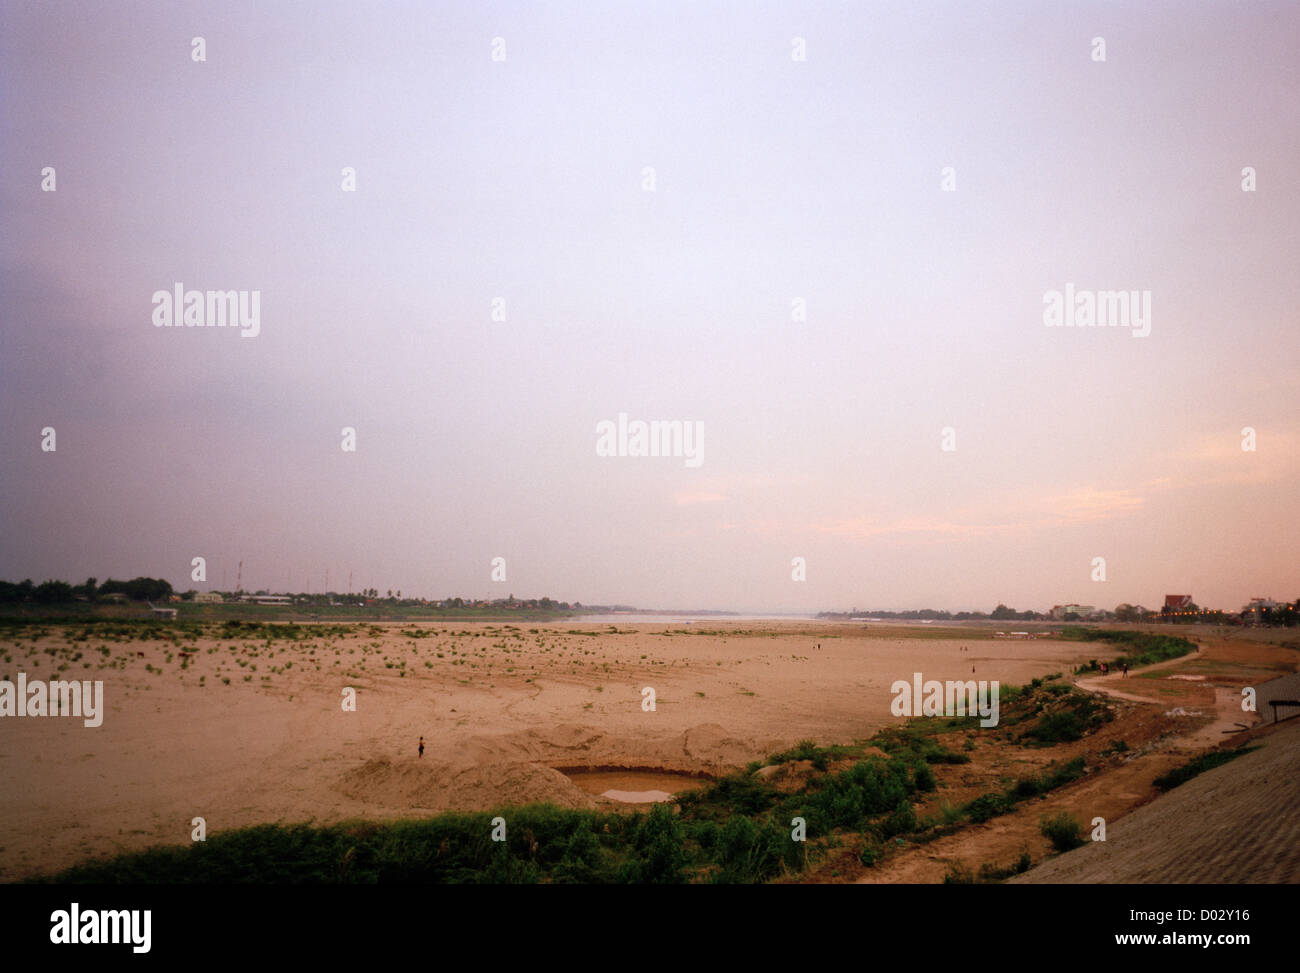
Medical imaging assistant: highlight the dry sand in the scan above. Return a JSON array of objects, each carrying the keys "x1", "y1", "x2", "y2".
[{"x1": 0, "y1": 620, "x2": 1090, "y2": 879}]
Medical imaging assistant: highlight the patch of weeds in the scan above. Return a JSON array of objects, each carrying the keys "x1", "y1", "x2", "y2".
[{"x1": 1040, "y1": 811, "x2": 1086, "y2": 852}]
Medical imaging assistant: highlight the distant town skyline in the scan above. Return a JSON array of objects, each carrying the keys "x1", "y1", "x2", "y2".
[{"x1": 1, "y1": 570, "x2": 1291, "y2": 620}]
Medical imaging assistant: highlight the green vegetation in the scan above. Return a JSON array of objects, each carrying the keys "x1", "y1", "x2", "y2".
[
  {"x1": 1062, "y1": 629, "x2": 1197, "y2": 672},
  {"x1": 43, "y1": 807, "x2": 646, "y2": 884},
  {"x1": 0, "y1": 595, "x2": 583, "y2": 624},
  {"x1": 45, "y1": 757, "x2": 911, "y2": 884},
  {"x1": 943, "y1": 852, "x2": 1032, "y2": 884},
  {"x1": 1152, "y1": 746, "x2": 1259, "y2": 792},
  {"x1": 1039, "y1": 811, "x2": 1086, "y2": 852},
  {"x1": 1015, "y1": 686, "x2": 1113, "y2": 744},
  {"x1": 964, "y1": 756, "x2": 1087, "y2": 823},
  {"x1": 765, "y1": 739, "x2": 855, "y2": 771},
  {"x1": 0, "y1": 576, "x2": 171, "y2": 605},
  {"x1": 872, "y1": 725, "x2": 971, "y2": 763}
]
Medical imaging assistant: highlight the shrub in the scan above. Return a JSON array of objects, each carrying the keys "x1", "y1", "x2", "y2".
[
  {"x1": 1041, "y1": 756, "x2": 1086, "y2": 790},
  {"x1": 966, "y1": 792, "x2": 1015, "y2": 823},
  {"x1": 1011, "y1": 776, "x2": 1042, "y2": 799},
  {"x1": 691, "y1": 820, "x2": 719, "y2": 851},
  {"x1": 882, "y1": 799, "x2": 917, "y2": 838},
  {"x1": 718, "y1": 815, "x2": 758, "y2": 866},
  {"x1": 945, "y1": 852, "x2": 1033, "y2": 884},
  {"x1": 1040, "y1": 811, "x2": 1086, "y2": 852},
  {"x1": 859, "y1": 838, "x2": 879, "y2": 867},
  {"x1": 1024, "y1": 709, "x2": 1085, "y2": 744},
  {"x1": 1153, "y1": 747, "x2": 1258, "y2": 791},
  {"x1": 630, "y1": 804, "x2": 686, "y2": 884},
  {"x1": 912, "y1": 762, "x2": 936, "y2": 792},
  {"x1": 687, "y1": 774, "x2": 777, "y2": 817}
]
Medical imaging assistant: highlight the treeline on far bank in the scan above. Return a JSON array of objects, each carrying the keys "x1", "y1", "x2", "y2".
[{"x1": 0, "y1": 576, "x2": 171, "y2": 604}]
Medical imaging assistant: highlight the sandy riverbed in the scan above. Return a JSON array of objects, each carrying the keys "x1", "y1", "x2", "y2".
[{"x1": 0, "y1": 620, "x2": 1093, "y2": 879}]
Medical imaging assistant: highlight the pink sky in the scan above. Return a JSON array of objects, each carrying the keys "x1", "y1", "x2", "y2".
[{"x1": 1, "y1": 1, "x2": 1296, "y2": 611}]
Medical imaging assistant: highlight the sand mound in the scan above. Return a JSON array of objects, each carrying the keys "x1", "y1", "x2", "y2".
[
  {"x1": 338, "y1": 758, "x2": 596, "y2": 812},
  {"x1": 682, "y1": 723, "x2": 765, "y2": 767},
  {"x1": 456, "y1": 722, "x2": 769, "y2": 775},
  {"x1": 1013, "y1": 721, "x2": 1300, "y2": 884},
  {"x1": 336, "y1": 720, "x2": 765, "y2": 813}
]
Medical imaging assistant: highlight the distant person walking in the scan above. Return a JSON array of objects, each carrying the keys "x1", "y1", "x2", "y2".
[
  {"x1": 1121, "y1": 663, "x2": 1128, "y2": 678},
  {"x1": 418, "y1": 736, "x2": 425, "y2": 758}
]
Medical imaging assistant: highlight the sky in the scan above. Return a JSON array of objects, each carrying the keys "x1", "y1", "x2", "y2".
[{"x1": 1, "y1": 1, "x2": 1297, "y2": 613}]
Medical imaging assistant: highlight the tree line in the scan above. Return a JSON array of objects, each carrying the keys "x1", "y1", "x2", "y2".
[{"x1": 0, "y1": 577, "x2": 173, "y2": 604}]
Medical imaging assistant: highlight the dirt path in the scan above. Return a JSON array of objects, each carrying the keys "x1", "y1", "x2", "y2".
[
  {"x1": 1074, "y1": 643, "x2": 1203, "y2": 703},
  {"x1": 1012, "y1": 719, "x2": 1300, "y2": 884},
  {"x1": 856, "y1": 636, "x2": 1284, "y2": 884},
  {"x1": 1075, "y1": 642, "x2": 1256, "y2": 750}
]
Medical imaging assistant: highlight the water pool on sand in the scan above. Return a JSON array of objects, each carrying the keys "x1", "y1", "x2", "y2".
[{"x1": 559, "y1": 768, "x2": 712, "y2": 804}]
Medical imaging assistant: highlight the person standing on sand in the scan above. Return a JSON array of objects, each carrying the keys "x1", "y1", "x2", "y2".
[
  {"x1": 1122, "y1": 663, "x2": 1128, "y2": 678},
  {"x1": 418, "y1": 736, "x2": 425, "y2": 758}
]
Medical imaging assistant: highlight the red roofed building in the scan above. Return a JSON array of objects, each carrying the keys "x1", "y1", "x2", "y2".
[{"x1": 1164, "y1": 594, "x2": 1194, "y2": 610}]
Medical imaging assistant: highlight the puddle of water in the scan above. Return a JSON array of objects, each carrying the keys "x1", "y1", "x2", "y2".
[
  {"x1": 560, "y1": 768, "x2": 711, "y2": 804},
  {"x1": 600, "y1": 789, "x2": 675, "y2": 804}
]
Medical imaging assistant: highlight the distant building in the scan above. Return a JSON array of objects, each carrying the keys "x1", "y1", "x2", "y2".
[
  {"x1": 193, "y1": 592, "x2": 223, "y2": 604},
  {"x1": 1241, "y1": 597, "x2": 1278, "y2": 625},
  {"x1": 1050, "y1": 604, "x2": 1096, "y2": 620},
  {"x1": 1164, "y1": 594, "x2": 1194, "y2": 611},
  {"x1": 242, "y1": 594, "x2": 292, "y2": 605}
]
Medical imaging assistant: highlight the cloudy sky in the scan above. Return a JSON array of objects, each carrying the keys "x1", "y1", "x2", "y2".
[{"x1": 2, "y1": 1, "x2": 1296, "y2": 612}]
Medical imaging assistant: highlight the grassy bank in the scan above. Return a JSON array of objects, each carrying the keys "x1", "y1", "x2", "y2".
[
  {"x1": 1153, "y1": 746, "x2": 1259, "y2": 791},
  {"x1": 1061, "y1": 628, "x2": 1198, "y2": 673}
]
